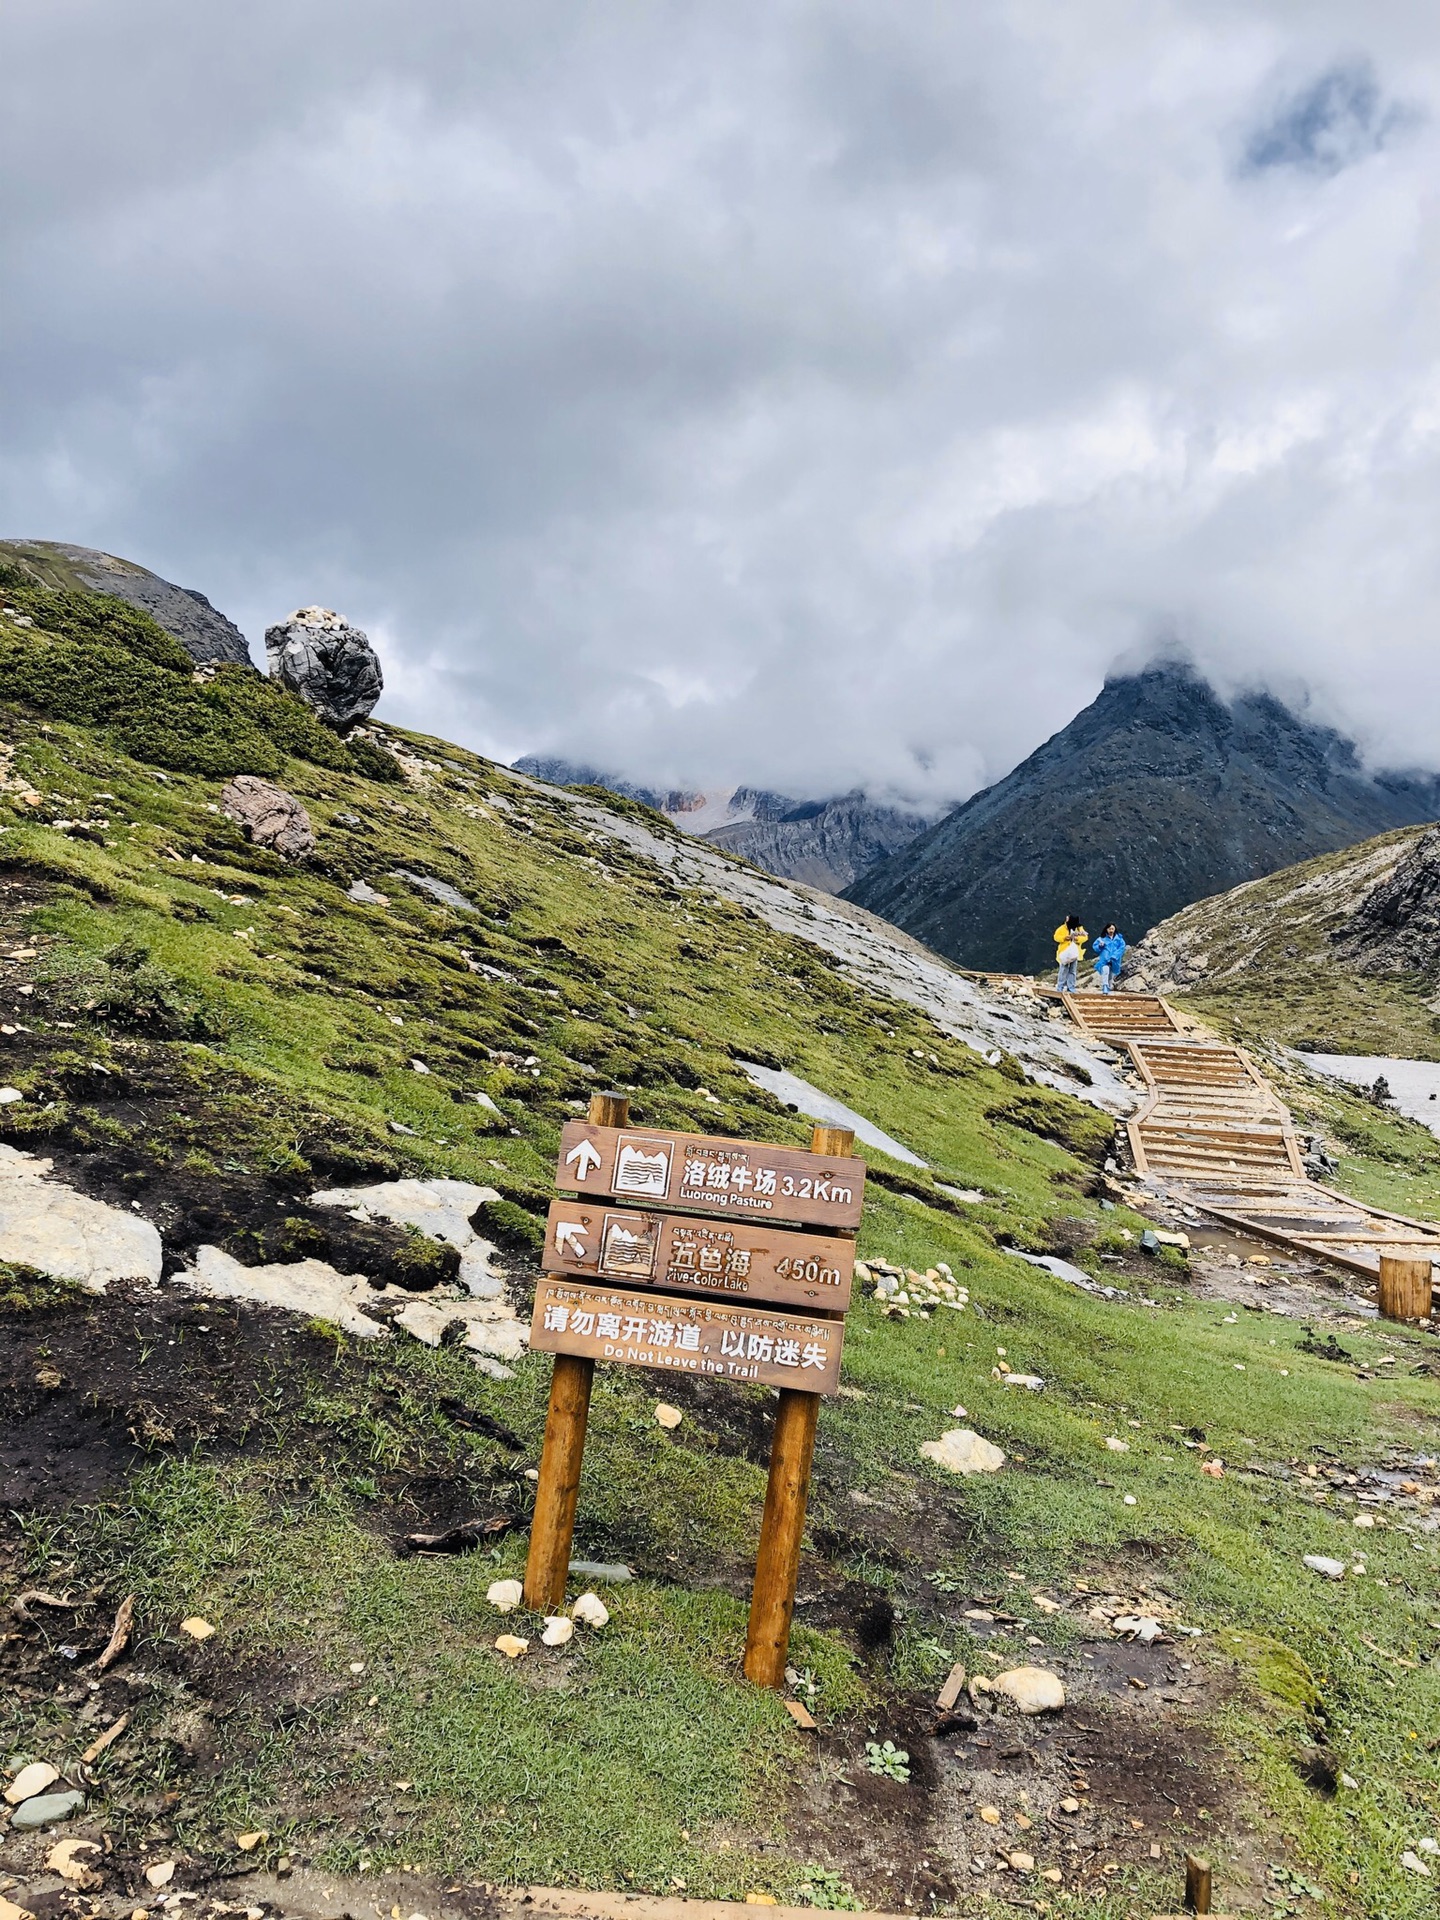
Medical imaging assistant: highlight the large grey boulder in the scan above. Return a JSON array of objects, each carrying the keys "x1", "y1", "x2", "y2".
[
  {"x1": 0, "y1": 539, "x2": 251, "y2": 664},
  {"x1": 221, "y1": 775, "x2": 316, "y2": 859},
  {"x1": 265, "y1": 606, "x2": 382, "y2": 729}
]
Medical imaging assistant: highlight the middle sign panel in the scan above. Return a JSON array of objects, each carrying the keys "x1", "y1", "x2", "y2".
[{"x1": 542, "y1": 1197, "x2": 854, "y2": 1312}]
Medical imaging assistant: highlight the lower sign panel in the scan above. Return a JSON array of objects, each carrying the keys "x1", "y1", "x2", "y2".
[{"x1": 530, "y1": 1279, "x2": 844, "y2": 1395}]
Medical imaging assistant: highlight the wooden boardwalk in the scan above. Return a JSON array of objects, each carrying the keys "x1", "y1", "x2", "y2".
[{"x1": 1062, "y1": 991, "x2": 1440, "y2": 1289}]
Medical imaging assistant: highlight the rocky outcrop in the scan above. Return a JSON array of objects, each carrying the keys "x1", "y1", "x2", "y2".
[
  {"x1": 0, "y1": 540, "x2": 251, "y2": 664},
  {"x1": 1336, "y1": 825, "x2": 1440, "y2": 974},
  {"x1": 265, "y1": 606, "x2": 382, "y2": 728},
  {"x1": 847, "y1": 662, "x2": 1440, "y2": 972},
  {"x1": 221, "y1": 775, "x2": 315, "y2": 859},
  {"x1": 0, "y1": 1144, "x2": 163, "y2": 1289},
  {"x1": 1125, "y1": 828, "x2": 1418, "y2": 994}
]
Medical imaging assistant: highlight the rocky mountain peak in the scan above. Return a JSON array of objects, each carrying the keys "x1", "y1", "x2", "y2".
[{"x1": 846, "y1": 663, "x2": 1440, "y2": 973}]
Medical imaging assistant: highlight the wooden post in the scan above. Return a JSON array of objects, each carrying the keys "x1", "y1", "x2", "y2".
[
  {"x1": 1184, "y1": 1853, "x2": 1212, "y2": 1914},
  {"x1": 743, "y1": 1124, "x2": 854, "y2": 1690},
  {"x1": 522, "y1": 1091, "x2": 628, "y2": 1611},
  {"x1": 1378, "y1": 1255, "x2": 1433, "y2": 1323}
]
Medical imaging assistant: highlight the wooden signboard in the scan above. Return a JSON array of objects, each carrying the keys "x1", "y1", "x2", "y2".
[
  {"x1": 531, "y1": 1278, "x2": 845, "y2": 1394},
  {"x1": 541, "y1": 1199, "x2": 854, "y2": 1310},
  {"x1": 524, "y1": 1092, "x2": 866, "y2": 1692},
  {"x1": 556, "y1": 1120, "x2": 865, "y2": 1230}
]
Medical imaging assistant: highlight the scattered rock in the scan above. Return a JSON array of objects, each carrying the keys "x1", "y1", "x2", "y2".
[
  {"x1": 920, "y1": 1428, "x2": 1005, "y2": 1475},
  {"x1": 5, "y1": 1763, "x2": 58, "y2": 1805},
  {"x1": 1401, "y1": 1850, "x2": 1432, "y2": 1878},
  {"x1": 655, "y1": 1402, "x2": 683, "y2": 1430},
  {"x1": 46, "y1": 1838, "x2": 101, "y2": 1883},
  {"x1": 180, "y1": 1616, "x2": 215, "y2": 1640},
  {"x1": 999, "y1": 1372, "x2": 1044, "y2": 1390},
  {"x1": 144, "y1": 1862, "x2": 176, "y2": 1888},
  {"x1": 979, "y1": 1806, "x2": 1001, "y2": 1825},
  {"x1": 1007, "y1": 1852, "x2": 1035, "y2": 1873},
  {"x1": 992, "y1": 1666, "x2": 1066, "y2": 1714},
  {"x1": 1104, "y1": 1436, "x2": 1130, "y2": 1452},
  {"x1": 0, "y1": 1144, "x2": 162, "y2": 1289},
  {"x1": 266, "y1": 607, "x2": 383, "y2": 729},
  {"x1": 221, "y1": 774, "x2": 315, "y2": 859},
  {"x1": 346, "y1": 878, "x2": 390, "y2": 907},
  {"x1": 0, "y1": 1087, "x2": 21, "y2": 1104},
  {"x1": 541, "y1": 1616, "x2": 575, "y2": 1647},
  {"x1": 487, "y1": 1579, "x2": 524, "y2": 1613},
  {"x1": 0, "y1": 1897, "x2": 32, "y2": 1920},
  {"x1": 10, "y1": 1789, "x2": 85, "y2": 1830},
  {"x1": 236, "y1": 1831, "x2": 268, "y2": 1852},
  {"x1": 1113, "y1": 1615, "x2": 1163, "y2": 1644},
  {"x1": 1303, "y1": 1555, "x2": 1347, "y2": 1580},
  {"x1": 494, "y1": 1634, "x2": 529, "y2": 1659},
  {"x1": 571, "y1": 1592, "x2": 610, "y2": 1628}
]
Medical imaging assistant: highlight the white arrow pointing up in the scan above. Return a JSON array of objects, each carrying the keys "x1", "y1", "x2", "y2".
[
  {"x1": 555, "y1": 1220, "x2": 589, "y2": 1259},
  {"x1": 565, "y1": 1138, "x2": 603, "y2": 1180}
]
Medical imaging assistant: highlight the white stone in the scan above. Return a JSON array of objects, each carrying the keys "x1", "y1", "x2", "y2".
[
  {"x1": 1303, "y1": 1554, "x2": 1347, "y2": 1580},
  {"x1": 541, "y1": 1615, "x2": 574, "y2": 1647},
  {"x1": 993, "y1": 1666, "x2": 1066, "y2": 1714},
  {"x1": 0, "y1": 1087, "x2": 22, "y2": 1104},
  {"x1": 920, "y1": 1428, "x2": 1005, "y2": 1475},
  {"x1": 0, "y1": 1145, "x2": 162, "y2": 1291},
  {"x1": 1000, "y1": 1373, "x2": 1044, "y2": 1391},
  {"x1": 1401, "y1": 1851, "x2": 1432, "y2": 1878},
  {"x1": 5, "y1": 1762, "x2": 58, "y2": 1805},
  {"x1": 1104, "y1": 1436, "x2": 1130, "y2": 1452},
  {"x1": 486, "y1": 1579, "x2": 524, "y2": 1613},
  {"x1": 178, "y1": 1245, "x2": 390, "y2": 1338},
  {"x1": 571, "y1": 1592, "x2": 609, "y2": 1628},
  {"x1": 311, "y1": 1178, "x2": 509, "y2": 1300},
  {"x1": 1113, "y1": 1615, "x2": 1163, "y2": 1644}
]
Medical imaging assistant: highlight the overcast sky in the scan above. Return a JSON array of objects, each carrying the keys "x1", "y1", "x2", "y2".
[{"x1": 3, "y1": 1, "x2": 1439, "y2": 805}]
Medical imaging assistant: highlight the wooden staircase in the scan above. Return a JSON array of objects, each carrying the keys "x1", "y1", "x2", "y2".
[{"x1": 1062, "y1": 991, "x2": 1440, "y2": 1289}]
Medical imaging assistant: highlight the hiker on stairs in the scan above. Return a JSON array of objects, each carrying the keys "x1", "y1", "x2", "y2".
[
  {"x1": 1092, "y1": 923, "x2": 1126, "y2": 994},
  {"x1": 1054, "y1": 915, "x2": 1087, "y2": 992}
]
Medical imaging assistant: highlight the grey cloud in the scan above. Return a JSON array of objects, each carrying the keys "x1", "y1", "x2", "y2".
[
  {"x1": 2, "y1": 2, "x2": 1439, "y2": 807},
  {"x1": 1243, "y1": 59, "x2": 1418, "y2": 177}
]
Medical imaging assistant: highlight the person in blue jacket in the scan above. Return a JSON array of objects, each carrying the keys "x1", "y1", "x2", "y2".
[{"x1": 1091, "y1": 924, "x2": 1126, "y2": 993}]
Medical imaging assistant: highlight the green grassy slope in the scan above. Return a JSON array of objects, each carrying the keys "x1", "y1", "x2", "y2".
[{"x1": 1, "y1": 571, "x2": 1438, "y2": 1915}]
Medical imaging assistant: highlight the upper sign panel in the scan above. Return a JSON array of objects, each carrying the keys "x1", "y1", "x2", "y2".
[{"x1": 554, "y1": 1122, "x2": 866, "y2": 1230}]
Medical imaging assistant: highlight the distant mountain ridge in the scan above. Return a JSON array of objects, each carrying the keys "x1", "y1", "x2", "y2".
[
  {"x1": 512, "y1": 755, "x2": 930, "y2": 892},
  {"x1": 845, "y1": 663, "x2": 1440, "y2": 973}
]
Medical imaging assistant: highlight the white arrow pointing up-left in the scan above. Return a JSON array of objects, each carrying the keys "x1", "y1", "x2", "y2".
[{"x1": 555, "y1": 1220, "x2": 589, "y2": 1259}]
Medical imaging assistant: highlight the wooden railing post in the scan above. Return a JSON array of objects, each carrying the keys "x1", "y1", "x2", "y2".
[
  {"x1": 1378, "y1": 1255, "x2": 1433, "y2": 1323},
  {"x1": 522, "y1": 1091, "x2": 628, "y2": 1611},
  {"x1": 743, "y1": 1123, "x2": 854, "y2": 1689}
]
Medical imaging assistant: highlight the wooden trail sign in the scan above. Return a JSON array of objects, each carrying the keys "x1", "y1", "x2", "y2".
[
  {"x1": 531, "y1": 1278, "x2": 844, "y2": 1394},
  {"x1": 524, "y1": 1091, "x2": 865, "y2": 1691},
  {"x1": 541, "y1": 1198, "x2": 855, "y2": 1311},
  {"x1": 556, "y1": 1119, "x2": 865, "y2": 1230}
]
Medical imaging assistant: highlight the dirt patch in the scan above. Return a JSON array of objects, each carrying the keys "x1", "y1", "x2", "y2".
[{"x1": 779, "y1": 1648, "x2": 1240, "y2": 1911}]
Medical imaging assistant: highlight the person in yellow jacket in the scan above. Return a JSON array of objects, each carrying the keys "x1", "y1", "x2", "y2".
[{"x1": 1053, "y1": 915, "x2": 1087, "y2": 992}]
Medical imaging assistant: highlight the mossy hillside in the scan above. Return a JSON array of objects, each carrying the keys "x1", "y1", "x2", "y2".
[{"x1": 0, "y1": 588, "x2": 1437, "y2": 1910}]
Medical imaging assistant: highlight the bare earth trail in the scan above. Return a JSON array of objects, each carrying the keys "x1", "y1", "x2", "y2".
[{"x1": 1064, "y1": 991, "x2": 1440, "y2": 1297}]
